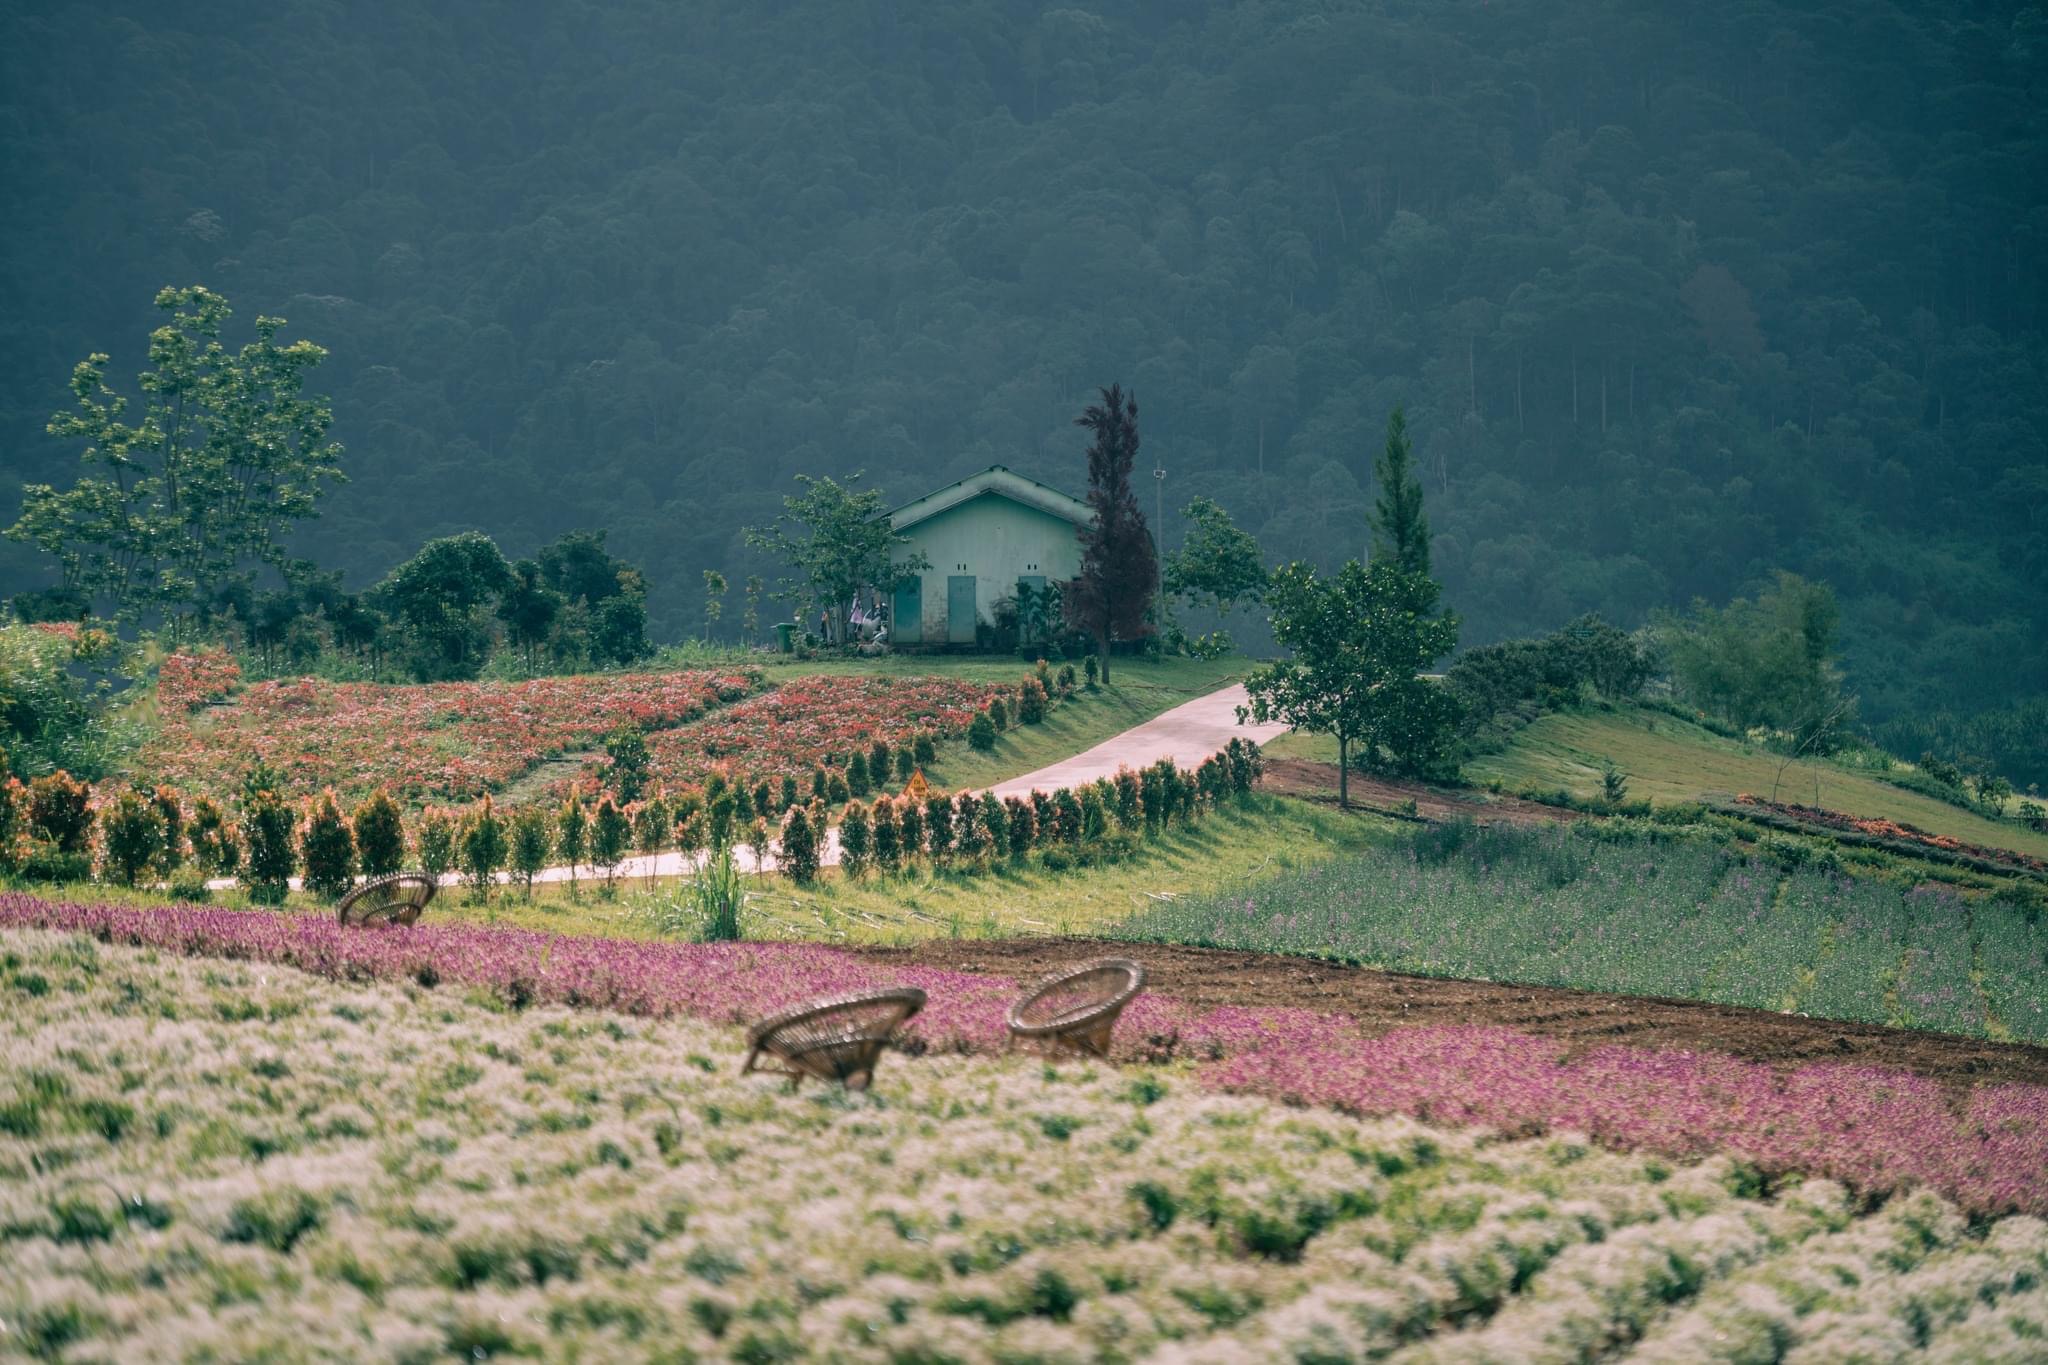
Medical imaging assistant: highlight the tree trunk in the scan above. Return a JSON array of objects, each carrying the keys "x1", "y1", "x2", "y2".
[
  {"x1": 1337, "y1": 734, "x2": 1349, "y2": 808},
  {"x1": 1097, "y1": 628, "x2": 1110, "y2": 684}
]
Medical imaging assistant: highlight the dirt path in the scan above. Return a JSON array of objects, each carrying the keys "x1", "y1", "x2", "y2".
[
  {"x1": 1261, "y1": 757, "x2": 1585, "y2": 827},
  {"x1": 857, "y1": 936, "x2": 2048, "y2": 1092}
]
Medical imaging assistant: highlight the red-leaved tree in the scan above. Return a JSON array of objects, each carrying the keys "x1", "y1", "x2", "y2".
[{"x1": 1064, "y1": 384, "x2": 1156, "y2": 683}]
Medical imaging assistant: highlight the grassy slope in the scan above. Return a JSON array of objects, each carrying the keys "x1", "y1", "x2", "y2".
[{"x1": 1274, "y1": 704, "x2": 2048, "y2": 860}]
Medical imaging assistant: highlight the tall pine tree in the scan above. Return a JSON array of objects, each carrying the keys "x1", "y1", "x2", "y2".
[
  {"x1": 1064, "y1": 384, "x2": 1156, "y2": 683},
  {"x1": 1371, "y1": 406, "x2": 1432, "y2": 581}
]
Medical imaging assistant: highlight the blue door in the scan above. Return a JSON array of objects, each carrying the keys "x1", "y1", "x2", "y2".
[
  {"x1": 892, "y1": 575, "x2": 922, "y2": 644},
  {"x1": 947, "y1": 575, "x2": 978, "y2": 644}
]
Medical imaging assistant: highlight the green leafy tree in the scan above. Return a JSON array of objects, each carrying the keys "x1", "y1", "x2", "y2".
[
  {"x1": 1164, "y1": 496, "x2": 1266, "y2": 614},
  {"x1": 188, "y1": 795, "x2": 240, "y2": 879},
  {"x1": 590, "y1": 795, "x2": 630, "y2": 892},
  {"x1": 1063, "y1": 385, "x2": 1156, "y2": 682},
  {"x1": 1657, "y1": 572, "x2": 1851, "y2": 749},
  {"x1": 603, "y1": 725, "x2": 652, "y2": 802},
  {"x1": 742, "y1": 575, "x2": 764, "y2": 645},
  {"x1": 374, "y1": 532, "x2": 514, "y2": 681},
  {"x1": 240, "y1": 764, "x2": 297, "y2": 905},
  {"x1": 1240, "y1": 560, "x2": 1462, "y2": 805},
  {"x1": 1371, "y1": 407, "x2": 1431, "y2": 580},
  {"x1": 415, "y1": 808, "x2": 456, "y2": 883},
  {"x1": 7, "y1": 286, "x2": 345, "y2": 633},
  {"x1": 556, "y1": 796, "x2": 588, "y2": 894},
  {"x1": 27, "y1": 770, "x2": 94, "y2": 853},
  {"x1": 968, "y1": 711, "x2": 997, "y2": 752},
  {"x1": 839, "y1": 798, "x2": 873, "y2": 877},
  {"x1": 457, "y1": 796, "x2": 507, "y2": 903},
  {"x1": 777, "y1": 803, "x2": 819, "y2": 883},
  {"x1": 102, "y1": 789, "x2": 165, "y2": 886},
  {"x1": 744, "y1": 474, "x2": 927, "y2": 646},
  {"x1": 497, "y1": 560, "x2": 563, "y2": 675},
  {"x1": 509, "y1": 805, "x2": 552, "y2": 900},
  {"x1": 702, "y1": 569, "x2": 727, "y2": 642},
  {"x1": 147, "y1": 786, "x2": 185, "y2": 878},
  {"x1": 299, "y1": 790, "x2": 356, "y2": 898},
  {"x1": 351, "y1": 790, "x2": 405, "y2": 878}
]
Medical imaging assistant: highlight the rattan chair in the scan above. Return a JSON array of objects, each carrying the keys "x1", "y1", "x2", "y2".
[
  {"x1": 1005, "y1": 958, "x2": 1146, "y2": 1058},
  {"x1": 742, "y1": 987, "x2": 927, "y2": 1090},
  {"x1": 336, "y1": 872, "x2": 438, "y2": 927}
]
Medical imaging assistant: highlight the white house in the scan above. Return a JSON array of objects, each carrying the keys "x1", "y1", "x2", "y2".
[{"x1": 885, "y1": 466, "x2": 1091, "y2": 645}]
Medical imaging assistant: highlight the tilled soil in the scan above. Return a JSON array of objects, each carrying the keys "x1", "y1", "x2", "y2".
[
  {"x1": 1261, "y1": 757, "x2": 1585, "y2": 827},
  {"x1": 855, "y1": 936, "x2": 2048, "y2": 1092}
]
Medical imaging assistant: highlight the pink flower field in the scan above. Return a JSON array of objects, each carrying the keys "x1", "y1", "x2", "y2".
[{"x1": 7, "y1": 893, "x2": 2043, "y2": 1219}]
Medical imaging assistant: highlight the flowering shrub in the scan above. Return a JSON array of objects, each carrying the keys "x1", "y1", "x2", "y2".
[
  {"x1": 136, "y1": 668, "x2": 758, "y2": 808},
  {"x1": 643, "y1": 674, "x2": 1004, "y2": 792},
  {"x1": 0, "y1": 927, "x2": 2042, "y2": 1362},
  {"x1": 3, "y1": 896, "x2": 2043, "y2": 1219},
  {"x1": 154, "y1": 649, "x2": 241, "y2": 712}
]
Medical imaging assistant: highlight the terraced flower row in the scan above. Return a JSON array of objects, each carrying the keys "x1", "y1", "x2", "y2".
[
  {"x1": 6, "y1": 895, "x2": 2043, "y2": 1218},
  {"x1": 638, "y1": 673, "x2": 1007, "y2": 789},
  {"x1": 136, "y1": 665, "x2": 759, "y2": 807},
  {"x1": 1115, "y1": 820, "x2": 2048, "y2": 1045},
  {"x1": 2, "y1": 927, "x2": 2043, "y2": 1362}
]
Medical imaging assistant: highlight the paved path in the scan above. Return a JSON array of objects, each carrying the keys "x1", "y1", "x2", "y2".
[{"x1": 243, "y1": 684, "x2": 1287, "y2": 893}]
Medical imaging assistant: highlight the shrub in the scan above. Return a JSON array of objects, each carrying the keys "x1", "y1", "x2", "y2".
[
  {"x1": 1030, "y1": 790, "x2": 1055, "y2": 843},
  {"x1": 872, "y1": 797, "x2": 901, "y2": 871},
  {"x1": 300, "y1": 791, "x2": 358, "y2": 899},
  {"x1": 416, "y1": 808, "x2": 457, "y2": 883},
  {"x1": 636, "y1": 795, "x2": 673, "y2": 869},
  {"x1": 590, "y1": 796, "x2": 631, "y2": 890},
  {"x1": 1084, "y1": 654, "x2": 1099, "y2": 689},
  {"x1": 458, "y1": 797, "x2": 508, "y2": 902},
  {"x1": 895, "y1": 748, "x2": 915, "y2": 782},
  {"x1": 924, "y1": 793, "x2": 954, "y2": 862},
  {"x1": 102, "y1": 790, "x2": 165, "y2": 886},
  {"x1": 987, "y1": 697, "x2": 1008, "y2": 731},
  {"x1": 1053, "y1": 788, "x2": 1084, "y2": 845},
  {"x1": 869, "y1": 741, "x2": 891, "y2": 789},
  {"x1": 913, "y1": 733, "x2": 936, "y2": 767},
  {"x1": 780, "y1": 775, "x2": 800, "y2": 812},
  {"x1": 708, "y1": 791, "x2": 737, "y2": 850},
  {"x1": 509, "y1": 806, "x2": 552, "y2": 899},
  {"x1": 1004, "y1": 795, "x2": 1034, "y2": 859},
  {"x1": 826, "y1": 772, "x2": 851, "y2": 805},
  {"x1": 847, "y1": 751, "x2": 871, "y2": 797},
  {"x1": 840, "y1": 800, "x2": 873, "y2": 877},
  {"x1": 979, "y1": 792, "x2": 1008, "y2": 861},
  {"x1": 953, "y1": 790, "x2": 987, "y2": 865},
  {"x1": 1057, "y1": 663, "x2": 1077, "y2": 695},
  {"x1": 895, "y1": 797, "x2": 923, "y2": 863},
  {"x1": 243, "y1": 788, "x2": 298, "y2": 906},
  {"x1": 732, "y1": 780, "x2": 754, "y2": 823},
  {"x1": 555, "y1": 797, "x2": 588, "y2": 891},
  {"x1": 1140, "y1": 765, "x2": 1166, "y2": 832},
  {"x1": 778, "y1": 805, "x2": 819, "y2": 884},
  {"x1": 752, "y1": 780, "x2": 774, "y2": 818},
  {"x1": 746, "y1": 817, "x2": 771, "y2": 875},
  {"x1": 1017, "y1": 677, "x2": 1048, "y2": 725},
  {"x1": 148, "y1": 787, "x2": 185, "y2": 877},
  {"x1": 0, "y1": 777, "x2": 23, "y2": 871},
  {"x1": 1601, "y1": 761, "x2": 1630, "y2": 807},
  {"x1": 28, "y1": 772, "x2": 93, "y2": 854},
  {"x1": 188, "y1": 796, "x2": 241, "y2": 879},
  {"x1": 968, "y1": 712, "x2": 998, "y2": 753},
  {"x1": 603, "y1": 725, "x2": 652, "y2": 802},
  {"x1": 352, "y1": 790, "x2": 405, "y2": 878},
  {"x1": 1112, "y1": 768, "x2": 1143, "y2": 830},
  {"x1": 1080, "y1": 782, "x2": 1111, "y2": 840},
  {"x1": 694, "y1": 846, "x2": 746, "y2": 940}
]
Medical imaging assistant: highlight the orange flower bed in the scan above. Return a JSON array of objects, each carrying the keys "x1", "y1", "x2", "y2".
[{"x1": 1733, "y1": 793, "x2": 2045, "y2": 875}]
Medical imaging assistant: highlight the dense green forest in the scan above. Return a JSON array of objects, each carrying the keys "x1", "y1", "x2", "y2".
[{"x1": 2, "y1": 1, "x2": 2043, "y2": 777}]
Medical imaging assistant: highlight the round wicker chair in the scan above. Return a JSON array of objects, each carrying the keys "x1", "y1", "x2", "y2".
[
  {"x1": 1005, "y1": 958, "x2": 1146, "y2": 1058},
  {"x1": 336, "y1": 872, "x2": 438, "y2": 927},
  {"x1": 742, "y1": 987, "x2": 927, "y2": 1090}
]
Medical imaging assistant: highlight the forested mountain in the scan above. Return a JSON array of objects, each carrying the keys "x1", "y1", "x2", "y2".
[{"x1": 2, "y1": 1, "x2": 2043, "y2": 764}]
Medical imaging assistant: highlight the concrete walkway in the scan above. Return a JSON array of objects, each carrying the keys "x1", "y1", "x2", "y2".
[{"x1": 239, "y1": 683, "x2": 1287, "y2": 893}]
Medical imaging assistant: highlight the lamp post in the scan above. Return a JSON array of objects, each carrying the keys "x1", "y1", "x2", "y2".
[{"x1": 1152, "y1": 464, "x2": 1166, "y2": 586}]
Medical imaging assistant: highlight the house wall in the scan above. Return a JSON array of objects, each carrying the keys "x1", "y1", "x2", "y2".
[{"x1": 891, "y1": 492, "x2": 1082, "y2": 644}]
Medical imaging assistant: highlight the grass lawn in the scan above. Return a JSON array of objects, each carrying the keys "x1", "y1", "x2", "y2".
[{"x1": 1276, "y1": 704, "x2": 2048, "y2": 860}]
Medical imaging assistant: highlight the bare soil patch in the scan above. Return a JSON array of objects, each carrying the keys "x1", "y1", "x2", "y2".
[
  {"x1": 1262, "y1": 757, "x2": 1585, "y2": 828},
  {"x1": 855, "y1": 936, "x2": 2048, "y2": 1093}
]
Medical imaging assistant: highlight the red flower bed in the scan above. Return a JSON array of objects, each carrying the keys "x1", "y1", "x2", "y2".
[
  {"x1": 139, "y1": 666, "x2": 759, "y2": 807},
  {"x1": 155, "y1": 650, "x2": 242, "y2": 713},
  {"x1": 1732, "y1": 793, "x2": 2047, "y2": 876},
  {"x1": 639, "y1": 673, "x2": 1006, "y2": 787}
]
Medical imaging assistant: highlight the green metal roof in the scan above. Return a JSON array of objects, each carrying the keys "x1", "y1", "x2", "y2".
[{"x1": 886, "y1": 465, "x2": 1092, "y2": 533}]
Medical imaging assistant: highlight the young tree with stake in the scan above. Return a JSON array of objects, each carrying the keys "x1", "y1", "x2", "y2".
[{"x1": 1063, "y1": 385, "x2": 1157, "y2": 683}]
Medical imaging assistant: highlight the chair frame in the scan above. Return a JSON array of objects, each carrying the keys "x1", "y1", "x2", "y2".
[
  {"x1": 1005, "y1": 958, "x2": 1146, "y2": 1058},
  {"x1": 742, "y1": 987, "x2": 927, "y2": 1090},
  {"x1": 335, "y1": 871, "x2": 438, "y2": 927}
]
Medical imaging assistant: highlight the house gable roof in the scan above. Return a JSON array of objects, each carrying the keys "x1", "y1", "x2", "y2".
[{"x1": 887, "y1": 465, "x2": 1092, "y2": 534}]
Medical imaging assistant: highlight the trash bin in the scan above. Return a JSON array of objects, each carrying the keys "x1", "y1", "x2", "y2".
[{"x1": 774, "y1": 621, "x2": 797, "y2": 653}]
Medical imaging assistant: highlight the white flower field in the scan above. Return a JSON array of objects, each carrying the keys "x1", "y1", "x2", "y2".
[{"x1": 3, "y1": 927, "x2": 2044, "y2": 1362}]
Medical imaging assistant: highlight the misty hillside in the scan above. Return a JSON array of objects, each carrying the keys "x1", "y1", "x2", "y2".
[{"x1": 2, "y1": 0, "x2": 2043, "y2": 756}]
